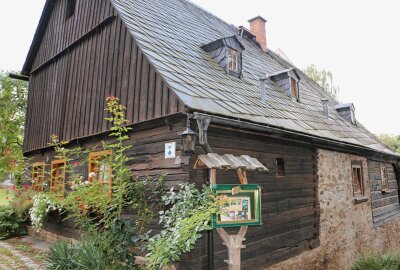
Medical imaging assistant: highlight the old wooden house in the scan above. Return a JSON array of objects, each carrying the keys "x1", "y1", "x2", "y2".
[{"x1": 22, "y1": 0, "x2": 400, "y2": 269}]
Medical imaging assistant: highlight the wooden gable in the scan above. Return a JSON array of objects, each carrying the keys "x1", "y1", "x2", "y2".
[{"x1": 23, "y1": 0, "x2": 185, "y2": 153}]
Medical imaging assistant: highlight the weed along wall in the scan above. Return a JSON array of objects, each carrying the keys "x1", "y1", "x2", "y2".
[{"x1": 267, "y1": 149, "x2": 400, "y2": 270}]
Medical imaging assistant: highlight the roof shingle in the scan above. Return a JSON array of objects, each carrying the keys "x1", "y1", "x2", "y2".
[{"x1": 112, "y1": 0, "x2": 397, "y2": 157}]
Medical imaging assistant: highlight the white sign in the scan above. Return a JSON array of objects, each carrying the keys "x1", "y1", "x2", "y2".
[{"x1": 165, "y1": 142, "x2": 176, "y2": 159}]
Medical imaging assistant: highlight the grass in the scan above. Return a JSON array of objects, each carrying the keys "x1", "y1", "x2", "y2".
[
  {"x1": 0, "y1": 188, "x2": 13, "y2": 206},
  {"x1": 352, "y1": 252, "x2": 400, "y2": 270}
]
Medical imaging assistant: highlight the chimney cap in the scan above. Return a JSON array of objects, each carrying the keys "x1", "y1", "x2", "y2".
[{"x1": 248, "y1": 16, "x2": 267, "y2": 23}]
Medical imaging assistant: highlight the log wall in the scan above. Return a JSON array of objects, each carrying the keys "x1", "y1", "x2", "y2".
[
  {"x1": 368, "y1": 160, "x2": 400, "y2": 226},
  {"x1": 182, "y1": 124, "x2": 319, "y2": 270}
]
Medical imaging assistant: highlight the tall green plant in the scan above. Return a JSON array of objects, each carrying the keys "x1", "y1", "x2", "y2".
[
  {"x1": 146, "y1": 183, "x2": 221, "y2": 269},
  {"x1": 102, "y1": 96, "x2": 133, "y2": 227}
]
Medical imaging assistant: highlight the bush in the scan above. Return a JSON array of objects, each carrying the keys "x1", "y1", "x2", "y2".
[
  {"x1": 352, "y1": 253, "x2": 400, "y2": 270},
  {"x1": 46, "y1": 222, "x2": 137, "y2": 270},
  {"x1": 0, "y1": 206, "x2": 26, "y2": 239},
  {"x1": 9, "y1": 188, "x2": 36, "y2": 222},
  {"x1": 45, "y1": 240, "x2": 75, "y2": 270}
]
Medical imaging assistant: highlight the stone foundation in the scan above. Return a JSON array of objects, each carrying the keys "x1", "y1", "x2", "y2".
[{"x1": 265, "y1": 149, "x2": 400, "y2": 270}]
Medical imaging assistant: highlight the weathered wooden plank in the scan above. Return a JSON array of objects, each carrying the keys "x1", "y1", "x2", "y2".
[
  {"x1": 133, "y1": 49, "x2": 143, "y2": 123},
  {"x1": 139, "y1": 57, "x2": 150, "y2": 122}
]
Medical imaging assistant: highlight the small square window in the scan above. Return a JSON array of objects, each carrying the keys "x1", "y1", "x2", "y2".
[
  {"x1": 351, "y1": 163, "x2": 364, "y2": 197},
  {"x1": 228, "y1": 48, "x2": 238, "y2": 73},
  {"x1": 381, "y1": 166, "x2": 389, "y2": 192},
  {"x1": 66, "y1": 0, "x2": 76, "y2": 20},
  {"x1": 276, "y1": 158, "x2": 285, "y2": 177}
]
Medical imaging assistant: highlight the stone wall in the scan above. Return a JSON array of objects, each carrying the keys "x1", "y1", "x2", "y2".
[{"x1": 265, "y1": 149, "x2": 400, "y2": 270}]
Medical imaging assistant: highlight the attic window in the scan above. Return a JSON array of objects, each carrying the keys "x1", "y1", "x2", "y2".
[
  {"x1": 66, "y1": 0, "x2": 76, "y2": 20},
  {"x1": 228, "y1": 48, "x2": 239, "y2": 73},
  {"x1": 276, "y1": 158, "x2": 285, "y2": 176}
]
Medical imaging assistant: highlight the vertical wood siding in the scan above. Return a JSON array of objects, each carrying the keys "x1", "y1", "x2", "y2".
[{"x1": 24, "y1": 0, "x2": 184, "y2": 152}]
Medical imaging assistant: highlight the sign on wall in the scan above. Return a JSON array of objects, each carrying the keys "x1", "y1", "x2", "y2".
[
  {"x1": 165, "y1": 142, "x2": 176, "y2": 159},
  {"x1": 212, "y1": 184, "x2": 262, "y2": 228}
]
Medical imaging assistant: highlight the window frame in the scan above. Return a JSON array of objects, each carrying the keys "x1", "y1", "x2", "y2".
[
  {"x1": 32, "y1": 162, "x2": 45, "y2": 192},
  {"x1": 50, "y1": 159, "x2": 66, "y2": 199},
  {"x1": 380, "y1": 165, "x2": 389, "y2": 192},
  {"x1": 88, "y1": 150, "x2": 112, "y2": 198},
  {"x1": 228, "y1": 48, "x2": 239, "y2": 73},
  {"x1": 351, "y1": 161, "x2": 365, "y2": 197},
  {"x1": 290, "y1": 78, "x2": 299, "y2": 101}
]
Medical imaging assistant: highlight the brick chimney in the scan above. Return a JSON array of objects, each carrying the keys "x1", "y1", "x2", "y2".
[{"x1": 248, "y1": 16, "x2": 267, "y2": 52}]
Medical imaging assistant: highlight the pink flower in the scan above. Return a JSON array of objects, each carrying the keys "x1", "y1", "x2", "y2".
[{"x1": 74, "y1": 161, "x2": 80, "y2": 167}]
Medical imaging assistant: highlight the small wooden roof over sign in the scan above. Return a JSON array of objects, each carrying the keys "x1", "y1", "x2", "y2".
[{"x1": 194, "y1": 153, "x2": 268, "y2": 172}]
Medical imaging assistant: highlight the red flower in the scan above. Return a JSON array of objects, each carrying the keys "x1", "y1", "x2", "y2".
[
  {"x1": 106, "y1": 96, "x2": 116, "y2": 102},
  {"x1": 74, "y1": 161, "x2": 80, "y2": 167}
]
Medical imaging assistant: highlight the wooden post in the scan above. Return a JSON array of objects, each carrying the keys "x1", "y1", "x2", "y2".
[
  {"x1": 216, "y1": 226, "x2": 248, "y2": 270},
  {"x1": 215, "y1": 168, "x2": 249, "y2": 270}
]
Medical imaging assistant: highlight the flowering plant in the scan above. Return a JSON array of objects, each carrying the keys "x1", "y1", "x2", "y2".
[{"x1": 29, "y1": 193, "x2": 62, "y2": 232}]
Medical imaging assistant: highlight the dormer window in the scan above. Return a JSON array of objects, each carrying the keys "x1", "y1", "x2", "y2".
[
  {"x1": 335, "y1": 103, "x2": 357, "y2": 125},
  {"x1": 202, "y1": 36, "x2": 244, "y2": 79},
  {"x1": 228, "y1": 48, "x2": 239, "y2": 73},
  {"x1": 269, "y1": 68, "x2": 301, "y2": 102}
]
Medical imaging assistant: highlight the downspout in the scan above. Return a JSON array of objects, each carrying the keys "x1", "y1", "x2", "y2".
[{"x1": 192, "y1": 113, "x2": 213, "y2": 270}]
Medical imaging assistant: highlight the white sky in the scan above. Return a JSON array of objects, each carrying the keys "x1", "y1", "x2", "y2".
[{"x1": 1, "y1": 0, "x2": 399, "y2": 135}]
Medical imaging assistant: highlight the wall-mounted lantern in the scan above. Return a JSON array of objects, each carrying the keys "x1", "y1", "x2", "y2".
[{"x1": 180, "y1": 118, "x2": 197, "y2": 156}]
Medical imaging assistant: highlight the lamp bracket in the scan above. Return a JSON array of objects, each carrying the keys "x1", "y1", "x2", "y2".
[{"x1": 193, "y1": 113, "x2": 211, "y2": 145}]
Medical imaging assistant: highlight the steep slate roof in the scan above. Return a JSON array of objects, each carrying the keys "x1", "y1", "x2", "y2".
[
  {"x1": 21, "y1": 0, "x2": 397, "y2": 157},
  {"x1": 111, "y1": 0, "x2": 397, "y2": 157}
]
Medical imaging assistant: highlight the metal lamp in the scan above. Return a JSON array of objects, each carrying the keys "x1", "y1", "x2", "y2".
[{"x1": 180, "y1": 118, "x2": 197, "y2": 155}]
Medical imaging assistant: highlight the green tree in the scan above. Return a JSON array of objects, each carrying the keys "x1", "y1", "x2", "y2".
[
  {"x1": 303, "y1": 64, "x2": 340, "y2": 100},
  {"x1": 0, "y1": 71, "x2": 28, "y2": 182},
  {"x1": 378, "y1": 134, "x2": 400, "y2": 154}
]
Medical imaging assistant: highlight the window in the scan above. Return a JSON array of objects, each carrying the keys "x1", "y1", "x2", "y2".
[
  {"x1": 66, "y1": 0, "x2": 76, "y2": 20},
  {"x1": 351, "y1": 163, "x2": 364, "y2": 197},
  {"x1": 32, "y1": 163, "x2": 45, "y2": 192},
  {"x1": 381, "y1": 166, "x2": 389, "y2": 192},
  {"x1": 276, "y1": 158, "x2": 285, "y2": 177},
  {"x1": 88, "y1": 150, "x2": 112, "y2": 196},
  {"x1": 291, "y1": 78, "x2": 298, "y2": 100},
  {"x1": 228, "y1": 48, "x2": 239, "y2": 73},
  {"x1": 50, "y1": 160, "x2": 66, "y2": 199}
]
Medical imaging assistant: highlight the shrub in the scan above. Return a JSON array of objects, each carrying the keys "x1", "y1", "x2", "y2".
[
  {"x1": 45, "y1": 240, "x2": 75, "y2": 270},
  {"x1": 29, "y1": 193, "x2": 61, "y2": 232},
  {"x1": 46, "y1": 226, "x2": 138, "y2": 270},
  {"x1": 352, "y1": 253, "x2": 400, "y2": 270},
  {"x1": 0, "y1": 206, "x2": 26, "y2": 239},
  {"x1": 9, "y1": 187, "x2": 36, "y2": 222}
]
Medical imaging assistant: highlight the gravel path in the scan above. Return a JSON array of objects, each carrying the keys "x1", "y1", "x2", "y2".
[{"x1": 0, "y1": 240, "x2": 45, "y2": 270}]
